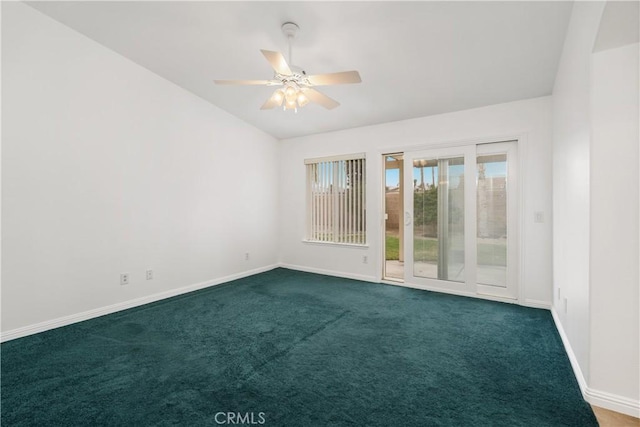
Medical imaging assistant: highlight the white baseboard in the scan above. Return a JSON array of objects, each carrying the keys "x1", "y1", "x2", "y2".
[
  {"x1": 278, "y1": 263, "x2": 378, "y2": 283},
  {"x1": 522, "y1": 298, "x2": 552, "y2": 309},
  {"x1": 287, "y1": 266, "x2": 550, "y2": 311},
  {"x1": 586, "y1": 387, "x2": 640, "y2": 418},
  {"x1": 0, "y1": 264, "x2": 279, "y2": 343},
  {"x1": 551, "y1": 308, "x2": 589, "y2": 393},
  {"x1": 383, "y1": 279, "x2": 477, "y2": 298},
  {"x1": 551, "y1": 308, "x2": 640, "y2": 419},
  {"x1": 383, "y1": 279, "x2": 528, "y2": 307}
]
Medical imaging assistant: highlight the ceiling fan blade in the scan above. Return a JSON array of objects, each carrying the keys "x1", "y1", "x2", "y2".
[
  {"x1": 307, "y1": 71, "x2": 362, "y2": 86},
  {"x1": 214, "y1": 79, "x2": 273, "y2": 85},
  {"x1": 260, "y1": 50, "x2": 292, "y2": 76},
  {"x1": 260, "y1": 90, "x2": 285, "y2": 110},
  {"x1": 301, "y1": 88, "x2": 340, "y2": 110}
]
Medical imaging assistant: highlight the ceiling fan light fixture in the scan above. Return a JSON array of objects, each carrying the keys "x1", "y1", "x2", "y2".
[
  {"x1": 284, "y1": 98, "x2": 297, "y2": 110},
  {"x1": 284, "y1": 85, "x2": 298, "y2": 103},
  {"x1": 272, "y1": 89, "x2": 284, "y2": 105},
  {"x1": 297, "y1": 92, "x2": 310, "y2": 107},
  {"x1": 214, "y1": 21, "x2": 361, "y2": 112}
]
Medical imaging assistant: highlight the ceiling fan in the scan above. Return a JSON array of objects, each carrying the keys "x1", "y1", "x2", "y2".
[{"x1": 214, "y1": 22, "x2": 362, "y2": 112}]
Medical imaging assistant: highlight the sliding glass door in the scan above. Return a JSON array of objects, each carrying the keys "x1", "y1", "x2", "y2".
[
  {"x1": 403, "y1": 141, "x2": 518, "y2": 299},
  {"x1": 475, "y1": 142, "x2": 518, "y2": 298}
]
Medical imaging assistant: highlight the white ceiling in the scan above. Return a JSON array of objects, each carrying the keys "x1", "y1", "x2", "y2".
[
  {"x1": 26, "y1": 1, "x2": 573, "y2": 140},
  {"x1": 594, "y1": 1, "x2": 639, "y2": 53}
]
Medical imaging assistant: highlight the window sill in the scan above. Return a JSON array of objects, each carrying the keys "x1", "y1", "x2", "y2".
[{"x1": 302, "y1": 240, "x2": 369, "y2": 249}]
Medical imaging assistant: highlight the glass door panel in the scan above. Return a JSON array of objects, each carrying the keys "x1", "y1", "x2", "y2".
[
  {"x1": 404, "y1": 146, "x2": 475, "y2": 294},
  {"x1": 403, "y1": 141, "x2": 518, "y2": 300},
  {"x1": 476, "y1": 141, "x2": 518, "y2": 299},
  {"x1": 412, "y1": 157, "x2": 465, "y2": 282},
  {"x1": 476, "y1": 154, "x2": 508, "y2": 287},
  {"x1": 384, "y1": 154, "x2": 404, "y2": 281}
]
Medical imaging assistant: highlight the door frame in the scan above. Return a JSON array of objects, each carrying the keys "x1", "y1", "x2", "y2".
[
  {"x1": 475, "y1": 141, "x2": 519, "y2": 299},
  {"x1": 403, "y1": 145, "x2": 477, "y2": 295},
  {"x1": 378, "y1": 134, "x2": 527, "y2": 306},
  {"x1": 381, "y1": 153, "x2": 405, "y2": 282}
]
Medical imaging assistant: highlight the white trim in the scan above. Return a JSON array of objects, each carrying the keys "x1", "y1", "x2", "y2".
[
  {"x1": 522, "y1": 298, "x2": 552, "y2": 309},
  {"x1": 551, "y1": 308, "x2": 589, "y2": 394},
  {"x1": 376, "y1": 132, "x2": 529, "y2": 285},
  {"x1": 402, "y1": 146, "x2": 477, "y2": 295},
  {"x1": 516, "y1": 134, "x2": 528, "y2": 307},
  {"x1": 385, "y1": 279, "x2": 520, "y2": 305},
  {"x1": 278, "y1": 263, "x2": 378, "y2": 283},
  {"x1": 380, "y1": 278, "x2": 404, "y2": 285},
  {"x1": 0, "y1": 264, "x2": 279, "y2": 343},
  {"x1": 301, "y1": 240, "x2": 368, "y2": 249},
  {"x1": 376, "y1": 131, "x2": 528, "y2": 158},
  {"x1": 401, "y1": 140, "x2": 523, "y2": 300},
  {"x1": 585, "y1": 388, "x2": 640, "y2": 419},
  {"x1": 551, "y1": 308, "x2": 640, "y2": 418},
  {"x1": 380, "y1": 152, "x2": 392, "y2": 281},
  {"x1": 379, "y1": 278, "x2": 548, "y2": 309}
]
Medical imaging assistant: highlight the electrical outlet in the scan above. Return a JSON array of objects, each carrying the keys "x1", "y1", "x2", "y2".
[
  {"x1": 534, "y1": 211, "x2": 544, "y2": 223},
  {"x1": 564, "y1": 298, "x2": 568, "y2": 314},
  {"x1": 146, "y1": 270, "x2": 153, "y2": 280},
  {"x1": 120, "y1": 273, "x2": 129, "y2": 286},
  {"x1": 363, "y1": 255, "x2": 368, "y2": 264},
  {"x1": 245, "y1": 252, "x2": 250, "y2": 261}
]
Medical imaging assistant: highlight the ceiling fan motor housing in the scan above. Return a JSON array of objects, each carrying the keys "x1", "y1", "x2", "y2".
[{"x1": 281, "y1": 22, "x2": 299, "y2": 39}]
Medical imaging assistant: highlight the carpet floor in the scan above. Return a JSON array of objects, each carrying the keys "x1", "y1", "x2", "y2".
[{"x1": 1, "y1": 268, "x2": 597, "y2": 426}]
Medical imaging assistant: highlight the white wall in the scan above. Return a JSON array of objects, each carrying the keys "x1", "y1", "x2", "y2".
[
  {"x1": 4, "y1": 0, "x2": 637, "y2": 416},
  {"x1": 2, "y1": 3, "x2": 279, "y2": 335},
  {"x1": 551, "y1": 0, "x2": 605, "y2": 386},
  {"x1": 552, "y1": 0, "x2": 639, "y2": 416},
  {"x1": 590, "y1": 42, "x2": 639, "y2": 408},
  {"x1": 279, "y1": 96, "x2": 554, "y2": 307}
]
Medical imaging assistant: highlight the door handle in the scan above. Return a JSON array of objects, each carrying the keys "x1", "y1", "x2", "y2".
[{"x1": 405, "y1": 211, "x2": 412, "y2": 226}]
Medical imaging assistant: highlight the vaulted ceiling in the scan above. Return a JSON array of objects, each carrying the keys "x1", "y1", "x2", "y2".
[{"x1": 27, "y1": 1, "x2": 573, "y2": 139}]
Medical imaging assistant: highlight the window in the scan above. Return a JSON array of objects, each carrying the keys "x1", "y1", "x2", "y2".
[{"x1": 305, "y1": 154, "x2": 366, "y2": 245}]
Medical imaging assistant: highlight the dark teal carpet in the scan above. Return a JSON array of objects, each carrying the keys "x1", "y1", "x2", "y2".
[{"x1": 2, "y1": 268, "x2": 596, "y2": 426}]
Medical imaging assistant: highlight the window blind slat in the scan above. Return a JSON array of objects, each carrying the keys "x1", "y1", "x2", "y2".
[
  {"x1": 304, "y1": 152, "x2": 366, "y2": 164},
  {"x1": 305, "y1": 155, "x2": 366, "y2": 245}
]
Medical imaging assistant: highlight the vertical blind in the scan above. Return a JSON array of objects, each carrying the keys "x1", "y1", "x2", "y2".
[{"x1": 305, "y1": 154, "x2": 366, "y2": 245}]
